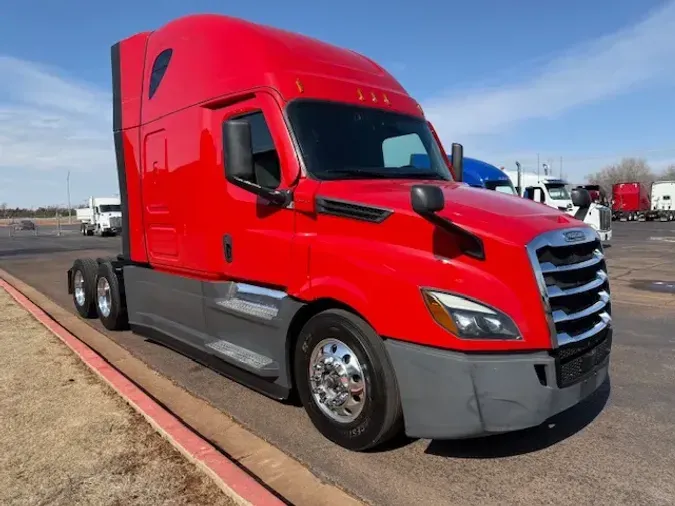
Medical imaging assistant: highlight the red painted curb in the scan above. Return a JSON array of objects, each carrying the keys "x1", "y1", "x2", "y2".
[{"x1": 0, "y1": 279, "x2": 285, "y2": 506}]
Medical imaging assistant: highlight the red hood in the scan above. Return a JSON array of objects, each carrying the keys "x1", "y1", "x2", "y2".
[{"x1": 317, "y1": 179, "x2": 581, "y2": 245}]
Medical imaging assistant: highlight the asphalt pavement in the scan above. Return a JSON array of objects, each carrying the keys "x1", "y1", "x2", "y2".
[{"x1": 1, "y1": 221, "x2": 674, "y2": 505}]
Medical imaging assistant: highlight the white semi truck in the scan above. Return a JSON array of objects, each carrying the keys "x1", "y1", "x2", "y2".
[
  {"x1": 503, "y1": 167, "x2": 612, "y2": 244},
  {"x1": 76, "y1": 196, "x2": 123, "y2": 236},
  {"x1": 650, "y1": 181, "x2": 675, "y2": 222}
]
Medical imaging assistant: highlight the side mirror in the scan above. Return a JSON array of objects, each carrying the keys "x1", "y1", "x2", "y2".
[
  {"x1": 222, "y1": 119, "x2": 291, "y2": 206},
  {"x1": 224, "y1": 120, "x2": 255, "y2": 182},
  {"x1": 451, "y1": 143, "x2": 463, "y2": 182},
  {"x1": 411, "y1": 184, "x2": 445, "y2": 215},
  {"x1": 571, "y1": 188, "x2": 591, "y2": 208}
]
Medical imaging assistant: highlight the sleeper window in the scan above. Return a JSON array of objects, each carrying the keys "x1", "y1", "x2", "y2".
[{"x1": 149, "y1": 49, "x2": 173, "y2": 99}]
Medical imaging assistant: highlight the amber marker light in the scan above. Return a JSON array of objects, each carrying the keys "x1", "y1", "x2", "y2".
[
  {"x1": 422, "y1": 290, "x2": 459, "y2": 335},
  {"x1": 357, "y1": 88, "x2": 365, "y2": 101},
  {"x1": 296, "y1": 78, "x2": 304, "y2": 93}
]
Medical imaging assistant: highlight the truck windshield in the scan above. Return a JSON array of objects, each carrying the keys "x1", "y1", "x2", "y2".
[
  {"x1": 99, "y1": 205, "x2": 121, "y2": 212},
  {"x1": 286, "y1": 99, "x2": 453, "y2": 181},
  {"x1": 545, "y1": 184, "x2": 570, "y2": 200},
  {"x1": 485, "y1": 181, "x2": 516, "y2": 195}
]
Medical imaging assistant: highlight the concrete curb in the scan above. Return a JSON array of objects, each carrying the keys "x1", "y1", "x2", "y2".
[{"x1": 0, "y1": 277, "x2": 284, "y2": 506}]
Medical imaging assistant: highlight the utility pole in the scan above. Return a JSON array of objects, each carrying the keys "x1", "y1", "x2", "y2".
[
  {"x1": 537, "y1": 153, "x2": 540, "y2": 179},
  {"x1": 66, "y1": 170, "x2": 72, "y2": 224},
  {"x1": 560, "y1": 156, "x2": 563, "y2": 178}
]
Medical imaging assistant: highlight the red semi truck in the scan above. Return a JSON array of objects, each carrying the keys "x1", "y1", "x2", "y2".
[
  {"x1": 611, "y1": 182, "x2": 654, "y2": 221},
  {"x1": 67, "y1": 14, "x2": 612, "y2": 451}
]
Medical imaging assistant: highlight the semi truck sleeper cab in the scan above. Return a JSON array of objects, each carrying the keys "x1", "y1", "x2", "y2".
[{"x1": 67, "y1": 14, "x2": 612, "y2": 451}]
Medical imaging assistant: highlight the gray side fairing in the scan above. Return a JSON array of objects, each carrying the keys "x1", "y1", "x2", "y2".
[{"x1": 122, "y1": 265, "x2": 304, "y2": 400}]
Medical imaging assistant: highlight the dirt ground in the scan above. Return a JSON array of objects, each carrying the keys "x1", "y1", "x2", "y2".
[{"x1": 0, "y1": 288, "x2": 235, "y2": 506}]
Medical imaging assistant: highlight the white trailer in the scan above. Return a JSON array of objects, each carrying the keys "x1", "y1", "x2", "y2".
[
  {"x1": 503, "y1": 169, "x2": 612, "y2": 244},
  {"x1": 77, "y1": 196, "x2": 123, "y2": 236},
  {"x1": 650, "y1": 181, "x2": 675, "y2": 221}
]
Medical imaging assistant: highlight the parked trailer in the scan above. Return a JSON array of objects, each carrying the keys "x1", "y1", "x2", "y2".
[
  {"x1": 611, "y1": 182, "x2": 655, "y2": 221},
  {"x1": 66, "y1": 14, "x2": 612, "y2": 451},
  {"x1": 650, "y1": 181, "x2": 675, "y2": 222}
]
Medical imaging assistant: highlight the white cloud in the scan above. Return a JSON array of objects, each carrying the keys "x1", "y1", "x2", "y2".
[
  {"x1": 423, "y1": 1, "x2": 675, "y2": 143},
  {"x1": 0, "y1": 56, "x2": 113, "y2": 173}
]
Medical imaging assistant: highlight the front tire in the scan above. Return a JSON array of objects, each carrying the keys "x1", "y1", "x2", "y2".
[
  {"x1": 95, "y1": 261, "x2": 129, "y2": 331},
  {"x1": 294, "y1": 309, "x2": 403, "y2": 451}
]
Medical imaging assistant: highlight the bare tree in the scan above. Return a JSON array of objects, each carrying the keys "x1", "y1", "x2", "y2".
[
  {"x1": 657, "y1": 164, "x2": 675, "y2": 181},
  {"x1": 587, "y1": 157, "x2": 656, "y2": 197}
]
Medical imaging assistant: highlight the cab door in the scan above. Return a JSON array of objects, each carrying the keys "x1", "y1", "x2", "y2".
[{"x1": 210, "y1": 91, "x2": 300, "y2": 290}]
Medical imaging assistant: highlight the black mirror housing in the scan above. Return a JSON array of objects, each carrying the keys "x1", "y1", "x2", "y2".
[
  {"x1": 451, "y1": 143, "x2": 463, "y2": 182},
  {"x1": 411, "y1": 184, "x2": 445, "y2": 215},
  {"x1": 571, "y1": 188, "x2": 591, "y2": 208},
  {"x1": 222, "y1": 119, "x2": 291, "y2": 206},
  {"x1": 224, "y1": 120, "x2": 255, "y2": 182}
]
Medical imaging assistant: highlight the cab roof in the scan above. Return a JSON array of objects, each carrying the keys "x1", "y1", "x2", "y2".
[{"x1": 132, "y1": 14, "x2": 423, "y2": 124}]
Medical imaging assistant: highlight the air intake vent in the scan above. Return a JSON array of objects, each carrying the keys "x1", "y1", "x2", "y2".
[{"x1": 316, "y1": 198, "x2": 392, "y2": 223}]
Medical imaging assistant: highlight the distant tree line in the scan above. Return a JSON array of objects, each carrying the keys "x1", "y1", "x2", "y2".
[
  {"x1": 0, "y1": 204, "x2": 76, "y2": 219},
  {"x1": 586, "y1": 158, "x2": 675, "y2": 197}
]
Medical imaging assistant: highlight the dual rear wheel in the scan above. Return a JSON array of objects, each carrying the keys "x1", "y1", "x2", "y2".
[{"x1": 71, "y1": 258, "x2": 128, "y2": 330}]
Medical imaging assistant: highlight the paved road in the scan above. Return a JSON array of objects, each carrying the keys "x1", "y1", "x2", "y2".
[{"x1": 1, "y1": 222, "x2": 674, "y2": 505}]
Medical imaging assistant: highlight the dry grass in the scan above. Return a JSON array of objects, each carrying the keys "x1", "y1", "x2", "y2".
[{"x1": 0, "y1": 288, "x2": 236, "y2": 506}]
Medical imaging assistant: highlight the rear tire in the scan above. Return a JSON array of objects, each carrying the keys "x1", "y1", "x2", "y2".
[
  {"x1": 95, "y1": 261, "x2": 129, "y2": 331},
  {"x1": 71, "y1": 258, "x2": 98, "y2": 318},
  {"x1": 294, "y1": 309, "x2": 403, "y2": 451}
]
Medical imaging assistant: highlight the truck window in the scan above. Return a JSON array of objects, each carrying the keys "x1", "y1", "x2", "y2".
[
  {"x1": 99, "y1": 205, "x2": 121, "y2": 213},
  {"x1": 224, "y1": 111, "x2": 281, "y2": 189},
  {"x1": 149, "y1": 48, "x2": 173, "y2": 99},
  {"x1": 382, "y1": 133, "x2": 425, "y2": 167},
  {"x1": 286, "y1": 99, "x2": 452, "y2": 181},
  {"x1": 485, "y1": 181, "x2": 517, "y2": 195},
  {"x1": 545, "y1": 184, "x2": 571, "y2": 200}
]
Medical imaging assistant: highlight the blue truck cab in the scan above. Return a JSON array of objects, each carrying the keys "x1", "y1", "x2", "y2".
[{"x1": 410, "y1": 154, "x2": 516, "y2": 194}]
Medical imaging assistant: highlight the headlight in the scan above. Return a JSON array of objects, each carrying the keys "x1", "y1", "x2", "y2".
[{"x1": 421, "y1": 289, "x2": 521, "y2": 340}]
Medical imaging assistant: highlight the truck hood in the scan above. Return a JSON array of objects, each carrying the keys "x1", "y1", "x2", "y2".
[{"x1": 317, "y1": 179, "x2": 581, "y2": 245}]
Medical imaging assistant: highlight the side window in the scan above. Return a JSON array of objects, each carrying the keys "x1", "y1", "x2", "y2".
[
  {"x1": 149, "y1": 49, "x2": 173, "y2": 99},
  {"x1": 382, "y1": 133, "x2": 426, "y2": 167},
  {"x1": 225, "y1": 111, "x2": 281, "y2": 189}
]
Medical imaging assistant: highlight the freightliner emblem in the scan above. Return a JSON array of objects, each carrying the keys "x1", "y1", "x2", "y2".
[{"x1": 563, "y1": 230, "x2": 586, "y2": 243}]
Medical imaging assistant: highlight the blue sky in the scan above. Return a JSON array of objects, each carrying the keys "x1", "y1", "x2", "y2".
[{"x1": 1, "y1": 0, "x2": 674, "y2": 207}]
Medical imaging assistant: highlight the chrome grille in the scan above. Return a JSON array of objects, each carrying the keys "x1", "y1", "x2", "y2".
[
  {"x1": 527, "y1": 227, "x2": 612, "y2": 348},
  {"x1": 599, "y1": 207, "x2": 611, "y2": 231},
  {"x1": 110, "y1": 216, "x2": 122, "y2": 228}
]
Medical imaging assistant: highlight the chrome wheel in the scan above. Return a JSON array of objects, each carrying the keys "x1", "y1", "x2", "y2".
[
  {"x1": 308, "y1": 338, "x2": 366, "y2": 423},
  {"x1": 96, "y1": 276, "x2": 111, "y2": 318},
  {"x1": 74, "y1": 270, "x2": 86, "y2": 306}
]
